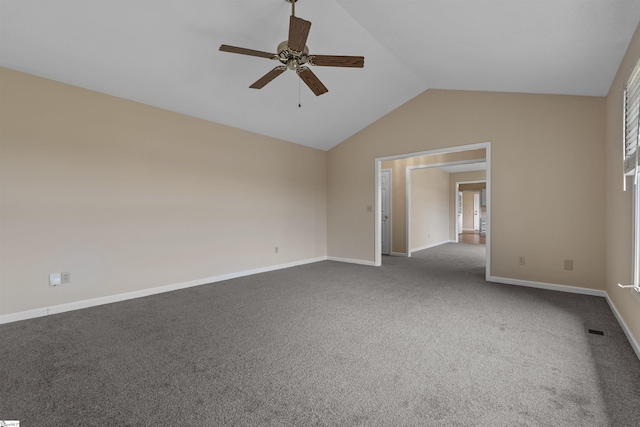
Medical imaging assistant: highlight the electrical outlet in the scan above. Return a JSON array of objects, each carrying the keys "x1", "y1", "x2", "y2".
[
  {"x1": 564, "y1": 260, "x2": 573, "y2": 271},
  {"x1": 366, "y1": 205, "x2": 372, "y2": 213},
  {"x1": 275, "y1": 247, "x2": 279, "y2": 254},
  {"x1": 518, "y1": 256, "x2": 525, "y2": 265},
  {"x1": 61, "y1": 272, "x2": 71, "y2": 284},
  {"x1": 49, "y1": 273, "x2": 61, "y2": 287}
]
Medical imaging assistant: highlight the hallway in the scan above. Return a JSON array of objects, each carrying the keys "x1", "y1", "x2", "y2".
[{"x1": 458, "y1": 231, "x2": 485, "y2": 245}]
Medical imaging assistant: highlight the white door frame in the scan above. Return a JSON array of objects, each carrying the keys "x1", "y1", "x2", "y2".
[{"x1": 375, "y1": 142, "x2": 492, "y2": 281}]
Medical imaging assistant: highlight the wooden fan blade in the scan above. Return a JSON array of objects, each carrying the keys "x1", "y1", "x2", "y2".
[
  {"x1": 297, "y1": 67, "x2": 328, "y2": 96},
  {"x1": 288, "y1": 16, "x2": 311, "y2": 52},
  {"x1": 310, "y1": 55, "x2": 365, "y2": 68},
  {"x1": 219, "y1": 45, "x2": 276, "y2": 59},
  {"x1": 250, "y1": 67, "x2": 287, "y2": 89}
]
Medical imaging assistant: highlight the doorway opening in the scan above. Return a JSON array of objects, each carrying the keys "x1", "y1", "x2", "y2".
[
  {"x1": 456, "y1": 180, "x2": 487, "y2": 245},
  {"x1": 374, "y1": 142, "x2": 491, "y2": 281}
]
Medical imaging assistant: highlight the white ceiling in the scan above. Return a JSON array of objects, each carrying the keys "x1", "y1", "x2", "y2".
[{"x1": 2, "y1": 1, "x2": 639, "y2": 151}]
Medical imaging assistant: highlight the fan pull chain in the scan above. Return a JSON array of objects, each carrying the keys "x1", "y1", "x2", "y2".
[{"x1": 298, "y1": 77, "x2": 301, "y2": 108}]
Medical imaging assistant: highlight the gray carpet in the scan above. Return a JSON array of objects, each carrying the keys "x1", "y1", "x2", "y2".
[{"x1": 1, "y1": 243, "x2": 639, "y2": 426}]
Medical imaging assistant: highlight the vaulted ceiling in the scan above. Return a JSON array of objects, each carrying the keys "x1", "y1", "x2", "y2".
[{"x1": 2, "y1": 1, "x2": 639, "y2": 151}]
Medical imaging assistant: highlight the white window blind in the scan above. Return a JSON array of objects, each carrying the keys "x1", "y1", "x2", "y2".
[{"x1": 624, "y1": 59, "x2": 640, "y2": 174}]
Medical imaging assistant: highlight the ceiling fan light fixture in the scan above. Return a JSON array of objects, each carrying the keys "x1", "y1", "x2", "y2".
[{"x1": 287, "y1": 58, "x2": 299, "y2": 70}]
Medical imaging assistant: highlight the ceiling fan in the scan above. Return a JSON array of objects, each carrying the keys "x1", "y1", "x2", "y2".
[{"x1": 219, "y1": 0, "x2": 364, "y2": 96}]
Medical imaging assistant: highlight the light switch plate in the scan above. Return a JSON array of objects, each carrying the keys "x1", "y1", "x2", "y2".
[{"x1": 49, "y1": 273, "x2": 61, "y2": 287}]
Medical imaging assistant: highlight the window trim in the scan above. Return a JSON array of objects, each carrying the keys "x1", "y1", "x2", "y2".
[
  {"x1": 621, "y1": 58, "x2": 640, "y2": 294},
  {"x1": 635, "y1": 173, "x2": 640, "y2": 287}
]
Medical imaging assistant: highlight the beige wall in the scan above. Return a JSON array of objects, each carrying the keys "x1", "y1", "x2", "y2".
[
  {"x1": 449, "y1": 171, "x2": 487, "y2": 240},
  {"x1": 459, "y1": 183, "x2": 486, "y2": 191},
  {"x1": 381, "y1": 150, "x2": 485, "y2": 253},
  {"x1": 604, "y1": 23, "x2": 640, "y2": 345},
  {"x1": 1, "y1": 23, "x2": 638, "y2": 350},
  {"x1": 3, "y1": 19, "x2": 639, "y2": 349},
  {"x1": 0, "y1": 68, "x2": 327, "y2": 315},
  {"x1": 409, "y1": 168, "x2": 450, "y2": 251},
  {"x1": 328, "y1": 90, "x2": 605, "y2": 290}
]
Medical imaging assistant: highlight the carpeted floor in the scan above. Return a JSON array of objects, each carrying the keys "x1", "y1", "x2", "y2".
[{"x1": 1, "y1": 243, "x2": 639, "y2": 426}]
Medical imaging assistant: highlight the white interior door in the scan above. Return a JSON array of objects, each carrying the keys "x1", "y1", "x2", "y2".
[
  {"x1": 381, "y1": 169, "x2": 391, "y2": 255},
  {"x1": 457, "y1": 191, "x2": 463, "y2": 239},
  {"x1": 473, "y1": 192, "x2": 480, "y2": 231}
]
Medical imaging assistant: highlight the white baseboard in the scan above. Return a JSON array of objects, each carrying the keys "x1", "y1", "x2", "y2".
[
  {"x1": 604, "y1": 293, "x2": 640, "y2": 361},
  {"x1": 0, "y1": 256, "x2": 328, "y2": 325},
  {"x1": 410, "y1": 240, "x2": 453, "y2": 254},
  {"x1": 327, "y1": 256, "x2": 376, "y2": 266},
  {"x1": 489, "y1": 275, "x2": 639, "y2": 361},
  {"x1": 488, "y1": 276, "x2": 607, "y2": 297},
  {"x1": 0, "y1": 307, "x2": 51, "y2": 325}
]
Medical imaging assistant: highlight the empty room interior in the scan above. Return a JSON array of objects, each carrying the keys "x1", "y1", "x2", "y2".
[{"x1": 1, "y1": 1, "x2": 640, "y2": 425}]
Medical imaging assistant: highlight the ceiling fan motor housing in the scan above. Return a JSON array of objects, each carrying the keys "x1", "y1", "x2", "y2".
[{"x1": 277, "y1": 40, "x2": 309, "y2": 70}]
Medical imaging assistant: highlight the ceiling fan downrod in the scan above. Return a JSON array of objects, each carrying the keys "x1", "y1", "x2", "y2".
[
  {"x1": 286, "y1": 0, "x2": 297, "y2": 17},
  {"x1": 279, "y1": 0, "x2": 307, "y2": 71}
]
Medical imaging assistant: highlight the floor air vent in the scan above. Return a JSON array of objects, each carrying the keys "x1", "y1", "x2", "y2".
[{"x1": 588, "y1": 329, "x2": 605, "y2": 336}]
